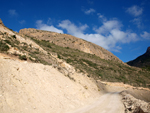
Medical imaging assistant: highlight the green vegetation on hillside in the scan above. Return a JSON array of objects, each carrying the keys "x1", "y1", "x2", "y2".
[
  {"x1": 29, "y1": 37, "x2": 150, "y2": 88},
  {"x1": 0, "y1": 40, "x2": 10, "y2": 51},
  {"x1": 1, "y1": 31, "x2": 150, "y2": 88}
]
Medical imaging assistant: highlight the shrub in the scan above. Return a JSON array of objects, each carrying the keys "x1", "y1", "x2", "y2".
[
  {"x1": 66, "y1": 47, "x2": 70, "y2": 49},
  {"x1": 12, "y1": 35, "x2": 16, "y2": 39},
  {"x1": 4, "y1": 40, "x2": 11, "y2": 45},
  {"x1": 19, "y1": 55, "x2": 27, "y2": 60},
  {"x1": 57, "y1": 54, "x2": 61, "y2": 59},
  {"x1": 66, "y1": 58, "x2": 73, "y2": 63},
  {"x1": 0, "y1": 41, "x2": 10, "y2": 51},
  {"x1": 81, "y1": 59, "x2": 98, "y2": 69}
]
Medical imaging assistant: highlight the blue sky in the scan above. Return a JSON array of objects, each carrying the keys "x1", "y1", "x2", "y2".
[{"x1": 0, "y1": 0, "x2": 150, "y2": 62}]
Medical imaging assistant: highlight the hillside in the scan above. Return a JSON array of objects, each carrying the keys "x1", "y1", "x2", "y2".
[
  {"x1": 0, "y1": 19, "x2": 150, "y2": 88},
  {"x1": 18, "y1": 28, "x2": 150, "y2": 88},
  {"x1": 1, "y1": 19, "x2": 150, "y2": 113},
  {"x1": 127, "y1": 47, "x2": 150, "y2": 70},
  {"x1": 0, "y1": 53, "x2": 103, "y2": 113},
  {"x1": 19, "y1": 28, "x2": 122, "y2": 63}
]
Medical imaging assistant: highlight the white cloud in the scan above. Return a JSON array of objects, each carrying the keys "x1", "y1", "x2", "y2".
[
  {"x1": 126, "y1": 5, "x2": 143, "y2": 17},
  {"x1": 131, "y1": 17, "x2": 142, "y2": 28},
  {"x1": 19, "y1": 20, "x2": 26, "y2": 24},
  {"x1": 97, "y1": 13, "x2": 107, "y2": 22},
  {"x1": 110, "y1": 29, "x2": 138, "y2": 43},
  {"x1": 35, "y1": 17, "x2": 139, "y2": 52},
  {"x1": 58, "y1": 20, "x2": 88, "y2": 35},
  {"x1": 83, "y1": 8, "x2": 96, "y2": 15},
  {"x1": 8, "y1": 9, "x2": 18, "y2": 16},
  {"x1": 58, "y1": 19, "x2": 138, "y2": 52},
  {"x1": 36, "y1": 20, "x2": 63, "y2": 34},
  {"x1": 87, "y1": 0, "x2": 94, "y2": 4},
  {"x1": 141, "y1": 31, "x2": 150, "y2": 39},
  {"x1": 93, "y1": 20, "x2": 122, "y2": 34}
]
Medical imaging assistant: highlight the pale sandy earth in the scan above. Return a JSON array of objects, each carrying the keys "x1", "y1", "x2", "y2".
[
  {"x1": 70, "y1": 92, "x2": 124, "y2": 113},
  {"x1": 0, "y1": 23, "x2": 126, "y2": 113},
  {"x1": 1, "y1": 21, "x2": 150, "y2": 113},
  {"x1": 1, "y1": 54, "x2": 150, "y2": 113},
  {"x1": 0, "y1": 54, "x2": 101, "y2": 113}
]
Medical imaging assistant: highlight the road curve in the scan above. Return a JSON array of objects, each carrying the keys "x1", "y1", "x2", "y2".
[{"x1": 71, "y1": 92, "x2": 125, "y2": 113}]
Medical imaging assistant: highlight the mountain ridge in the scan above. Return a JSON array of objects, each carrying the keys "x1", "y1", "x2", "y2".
[
  {"x1": 127, "y1": 46, "x2": 150, "y2": 70},
  {"x1": 19, "y1": 28, "x2": 123, "y2": 63},
  {"x1": 0, "y1": 19, "x2": 150, "y2": 88},
  {"x1": 1, "y1": 19, "x2": 150, "y2": 113}
]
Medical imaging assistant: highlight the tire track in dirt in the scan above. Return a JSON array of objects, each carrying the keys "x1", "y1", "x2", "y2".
[{"x1": 71, "y1": 92, "x2": 125, "y2": 113}]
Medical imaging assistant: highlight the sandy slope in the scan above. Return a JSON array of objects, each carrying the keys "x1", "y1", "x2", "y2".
[
  {"x1": 70, "y1": 92, "x2": 124, "y2": 113},
  {"x1": 1, "y1": 54, "x2": 150, "y2": 113},
  {"x1": 1, "y1": 21, "x2": 150, "y2": 113},
  {"x1": 0, "y1": 54, "x2": 100, "y2": 113}
]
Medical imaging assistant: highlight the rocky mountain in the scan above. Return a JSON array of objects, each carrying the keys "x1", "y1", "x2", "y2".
[
  {"x1": 19, "y1": 28, "x2": 122, "y2": 63},
  {"x1": 0, "y1": 19, "x2": 4, "y2": 26},
  {"x1": 127, "y1": 47, "x2": 150, "y2": 70},
  {"x1": 0, "y1": 19, "x2": 150, "y2": 88},
  {"x1": 1, "y1": 19, "x2": 150, "y2": 113}
]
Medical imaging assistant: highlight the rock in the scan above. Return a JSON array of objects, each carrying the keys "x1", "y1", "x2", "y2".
[
  {"x1": 135, "y1": 107, "x2": 147, "y2": 113},
  {"x1": 0, "y1": 31, "x2": 3, "y2": 35},
  {"x1": 146, "y1": 47, "x2": 150, "y2": 55},
  {"x1": 127, "y1": 46, "x2": 150, "y2": 69},
  {"x1": 0, "y1": 19, "x2": 4, "y2": 26},
  {"x1": 57, "y1": 60, "x2": 75, "y2": 76},
  {"x1": 121, "y1": 91, "x2": 150, "y2": 113}
]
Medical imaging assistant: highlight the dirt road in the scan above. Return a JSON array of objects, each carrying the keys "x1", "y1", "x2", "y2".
[{"x1": 71, "y1": 92, "x2": 125, "y2": 113}]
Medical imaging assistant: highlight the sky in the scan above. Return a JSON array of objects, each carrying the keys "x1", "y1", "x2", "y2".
[{"x1": 0, "y1": 0, "x2": 150, "y2": 62}]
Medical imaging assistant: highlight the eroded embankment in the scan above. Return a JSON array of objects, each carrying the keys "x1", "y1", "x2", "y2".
[
  {"x1": 121, "y1": 91, "x2": 150, "y2": 113},
  {"x1": 0, "y1": 53, "x2": 150, "y2": 113},
  {"x1": 0, "y1": 54, "x2": 101, "y2": 113}
]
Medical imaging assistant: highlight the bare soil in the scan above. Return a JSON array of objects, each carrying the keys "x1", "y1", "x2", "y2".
[{"x1": 0, "y1": 53, "x2": 150, "y2": 113}]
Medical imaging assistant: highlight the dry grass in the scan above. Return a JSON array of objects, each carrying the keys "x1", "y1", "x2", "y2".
[
  {"x1": 29, "y1": 37, "x2": 150, "y2": 88},
  {"x1": 1, "y1": 30, "x2": 150, "y2": 88}
]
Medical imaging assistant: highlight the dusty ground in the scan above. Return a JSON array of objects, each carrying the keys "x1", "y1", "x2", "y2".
[
  {"x1": 0, "y1": 53, "x2": 150, "y2": 113},
  {"x1": 97, "y1": 81, "x2": 150, "y2": 102},
  {"x1": 0, "y1": 53, "x2": 101, "y2": 113},
  {"x1": 96, "y1": 81, "x2": 150, "y2": 113},
  {"x1": 1, "y1": 20, "x2": 150, "y2": 113},
  {"x1": 70, "y1": 92, "x2": 124, "y2": 113}
]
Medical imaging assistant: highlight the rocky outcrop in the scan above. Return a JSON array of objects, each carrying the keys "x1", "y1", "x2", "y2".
[
  {"x1": 19, "y1": 28, "x2": 123, "y2": 63},
  {"x1": 146, "y1": 47, "x2": 150, "y2": 56},
  {"x1": 127, "y1": 47, "x2": 150, "y2": 68},
  {"x1": 0, "y1": 19, "x2": 4, "y2": 26},
  {"x1": 121, "y1": 91, "x2": 150, "y2": 113}
]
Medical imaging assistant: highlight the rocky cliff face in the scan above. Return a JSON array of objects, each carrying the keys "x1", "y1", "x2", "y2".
[
  {"x1": 127, "y1": 47, "x2": 150, "y2": 69},
  {"x1": 146, "y1": 47, "x2": 150, "y2": 55},
  {"x1": 0, "y1": 19, "x2": 4, "y2": 26},
  {"x1": 19, "y1": 28, "x2": 122, "y2": 63}
]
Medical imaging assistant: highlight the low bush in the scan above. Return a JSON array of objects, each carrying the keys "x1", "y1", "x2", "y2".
[
  {"x1": 19, "y1": 55, "x2": 27, "y2": 60},
  {"x1": 0, "y1": 41, "x2": 10, "y2": 51},
  {"x1": 12, "y1": 35, "x2": 16, "y2": 39}
]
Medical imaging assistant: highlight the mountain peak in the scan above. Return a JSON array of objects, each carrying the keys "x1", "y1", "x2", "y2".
[
  {"x1": 146, "y1": 46, "x2": 150, "y2": 55},
  {"x1": 127, "y1": 46, "x2": 150, "y2": 68},
  {"x1": 0, "y1": 19, "x2": 4, "y2": 26}
]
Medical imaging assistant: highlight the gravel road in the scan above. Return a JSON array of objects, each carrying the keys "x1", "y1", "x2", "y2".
[{"x1": 71, "y1": 92, "x2": 125, "y2": 113}]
